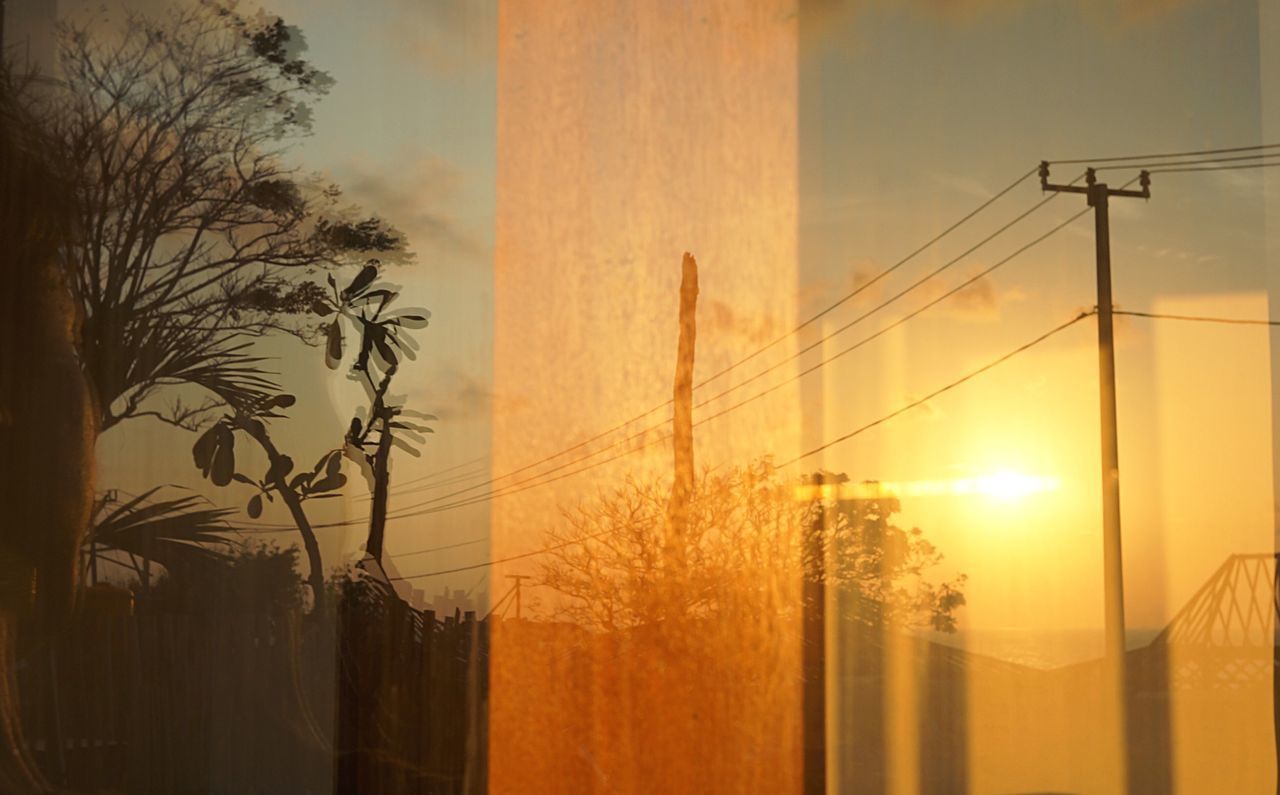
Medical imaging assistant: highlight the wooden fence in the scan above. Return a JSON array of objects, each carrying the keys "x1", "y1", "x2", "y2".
[
  {"x1": 15, "y1": 597, "x2": 486, "y2": 794},
  {"x1": 336, "y1": 595, "x2": 488, "y2": 794}
]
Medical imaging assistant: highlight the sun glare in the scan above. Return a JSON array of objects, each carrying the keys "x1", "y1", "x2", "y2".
[
  {"x1": 974, "y1": 470, "x2": 1059, "y2": 502},
  {"x1": 793, "y1": 471, "x2": 1061, "y2": 502}
]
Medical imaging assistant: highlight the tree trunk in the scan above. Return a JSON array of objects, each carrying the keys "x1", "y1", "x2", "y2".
[
  {"x1": 0, "y1": 81, "x2": 97, "y2": 791},
  {"x1": 240, "y1": 422, "x2": 327, "y2": 616},
  {"x1": 364, "y1": 426, "x2": 393, "y2": 565}
]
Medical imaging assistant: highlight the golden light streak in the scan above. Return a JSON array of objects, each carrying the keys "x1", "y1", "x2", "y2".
[{"x1": 794, "y1": 471, "x2": 1062, "y2": 502}]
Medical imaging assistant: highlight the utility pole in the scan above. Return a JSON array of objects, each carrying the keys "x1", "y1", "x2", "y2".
[
  {"x1": 1040, "y1": 162, "x2": 1150, "y2": 791},
  {"x1": 505, "y1": 574, "x2": 531, "y2": 619},
  {"x1": 90, "y1": 489, "x2": 119, "y2": 587}
]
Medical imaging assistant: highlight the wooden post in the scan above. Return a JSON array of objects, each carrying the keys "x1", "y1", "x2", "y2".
[
  {"x1": 666, "y1": 252, "x2": 699, "y2": 579},
  {"x1": 803, "y1": 474, "x2": 827, "y2": 795}
]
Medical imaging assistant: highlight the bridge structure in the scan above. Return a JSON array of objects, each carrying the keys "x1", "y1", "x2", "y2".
[{"x1": 1144, "y1": 552, "x2": 1277, "y2": 689}]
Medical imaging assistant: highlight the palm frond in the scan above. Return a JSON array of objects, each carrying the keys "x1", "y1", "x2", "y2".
[
  {"x1": 152, "y1": 335, "x2": 281, "y2": 412},
  {"x1": 91, "y1": 487, "x2": 239, "y2": 570}
]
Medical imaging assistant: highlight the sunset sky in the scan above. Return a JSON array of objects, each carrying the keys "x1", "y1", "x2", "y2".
[
  {"x1": 7, "y1": 0, "x2": 1280, "y2": 790},
  {"x1": 13, "y1": 0, "x2": 1270, "y2": 639}
]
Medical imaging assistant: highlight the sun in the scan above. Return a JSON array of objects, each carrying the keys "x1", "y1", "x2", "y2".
[{"x1": 973, "y1": 469, "x2": 1060, "y2": 502}]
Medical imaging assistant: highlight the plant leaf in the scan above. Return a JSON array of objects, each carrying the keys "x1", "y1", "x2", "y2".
[
  {"x1": 207, "y1": 424, "x2": 235, "y2": 486},
  {"x1": 308, "y1": 472, "x2": 347, "y2": 494},
  {"x1": 247, "y1": 494, "x2": 263, "y2": 519},
  {"x1": 325, "y1": 319, "x2": 343, "y2": 369},
  {"x1": 390, "y1": 421, "x2": 432, "y2": 432},
  {"x1": 211, "y1": 437, "x2": 235, "y2": 487},
  {"x1": 266, "y1": 454, "x2": 294, "y2": 483},
  {"x1": 246, "y1": 418, "x2": 266, "y2": 440},
  {"x1": 352, "y1": 289, "x2": 394, "y2": 307},
  {"x1": 343, "y1": 264, "x2": 378, "y2": 299},
  {"x1": 373, "y1": 332, "x2": 398, "y2": 367},
  {"x1": 266, "y1": 394, "x2": 296, "y2": 410},
  {"x1": 193, "y1": 427, "x2": 218, "y2": 471},
  {"x1": 391, "y1": 312, "x2": 430, "y2": 329},
  {"x1": 392, "y1": 437, "x2": 422, "y2": 457}
]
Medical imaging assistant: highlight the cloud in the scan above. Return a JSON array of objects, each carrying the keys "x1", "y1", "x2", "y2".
[
  {"x1": 799, "y1": 0, "x2": 1197, "y2": 39},
  {"x1": 268, "y1": 0, "x2": 494, "y2": 75},
  {"x1": 1134, "y1": 241, "x2": 1220, "y2": 265},
  {"x1": 702, "y1": 300, "x2": 781, "y2": 347},
  {"x1": 335, "y1": 154, "x2": 488, "y2": 263},
  {"x1": 1214, "y1": 168, "x2": 1266, "y2": 198},
  {"x1": 426, "y1": 365, "x2": 534, "y2": 425},
  {"x1": 1104, "y1": 0, "x2": 1193, "y2": 23},
  {"x1": 929, "y1": 171, "x2": 1004, "y2": 200},
  {"x1": 920, "y1": 272, "x2": 1027, "y2": 322},
  {"x1": 428, "y1": 366, "x2": 495, "y2": 423},
  {"x1": 908, "y1": 395, "x2": 944, "y2": 422},
  {"x1": 799, "y1": 259, "x2": 1028, "y2": 326},
  {"x1": 797, "y1": 0, "x2": 1019, "y2": 38},
  {"x1": 379, "y1": 0, "x2": 496, "y2": 75},
  {"x1": 948, "y1": 275, "x2": 1000, "y2": 316}
]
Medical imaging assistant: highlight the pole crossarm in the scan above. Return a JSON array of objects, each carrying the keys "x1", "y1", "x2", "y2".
[{"x1": 1039, "y1": 162, "x2": 1152, "y2": 200}]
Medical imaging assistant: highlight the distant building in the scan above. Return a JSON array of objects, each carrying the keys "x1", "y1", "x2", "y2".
[
  {"x1": 381, "y1": 551, "x2": 480, "y2": 617},
  {"x1": 423, "y1": 586, "x2": 478, "y2": 618}
]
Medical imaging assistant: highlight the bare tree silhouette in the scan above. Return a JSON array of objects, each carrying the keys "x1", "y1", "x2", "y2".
[
  {"x1": 39, "y1": 2, "x2": 408, "y2": 433},
  {"x1": 539, "y1": 461, "x2": 965, "y2": 632}
]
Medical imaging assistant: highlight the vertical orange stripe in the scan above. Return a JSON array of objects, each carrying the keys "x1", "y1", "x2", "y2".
[{"x1": 492, "y1": 2, "x2": 800, "y2": 791}]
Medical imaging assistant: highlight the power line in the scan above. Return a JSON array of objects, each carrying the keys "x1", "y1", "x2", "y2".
[
  {"x1": 402, "y1": 205, "x2": 1092, "y2": 520},
  {"x1": 237, "y1": 171, "x2": 1134, "y2": 529},
  {"x1": 696, "y1": 166, "x2": 1040, "y2": 387},
  {"x1": 375, "y1": 178, "x2": 1077, "y2": 517},
  {"x1": 389, "y1": 531, "x2": 611, "y2": 582},
  {"x1": 778, "y1": 311, "x2": 1094, "y2": 468},
  {"x1": 695, "y1": 207, "x2": 1094, "y2": 431},
  {"x1": 374, "y1": 166, "x2": 1039, "y2": 506},
  {"x1": 419, "y1": 200, "x2": 1093, "y2": 518},
  {"x1": 1115, "y1": 310, "x2": 1280, "y2": 327},
  {"x1": 378, "y1": 456, "x2": 489, "y2": 494},
  {"x1": 1146, "y1": 161, "x2": 1280, "y2": 175},
  {"x1": 241, "y1": 166, "x2": 1053, "y2": 532},
  {"x1": 691, "y1": 189, "x2": 1082, "y2": 414},
  {"x1": 1094, "y1": 151, "x2": 1280, "y2": 172},
  {"x1": 241, "y1": 172, "x2": 1110, "y2": 532},
  {"x1": 242, "y1": 185, "x2": 1090, "y2": 530},
  {"x1": 313, "y1": 151, "x2": 1257, "y2": 517},
  {"x1": 1049, "y1": 142, "x2": 1280, "y2": 166},
  {"x1": 391, "y1": 312, "x2": 1094, "y2": 582},
  {"x1": 358, "y1": 463, "x2": 490, "y2": 503},
  {"x1": 389, "y1": 535, "x2": 490, "y2": 559}
]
